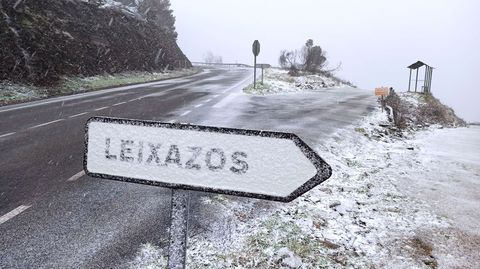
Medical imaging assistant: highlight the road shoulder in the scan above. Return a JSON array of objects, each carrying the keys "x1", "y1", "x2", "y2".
[{"x1": 0, "y1": 68, "x2": 201, "y2": 107}]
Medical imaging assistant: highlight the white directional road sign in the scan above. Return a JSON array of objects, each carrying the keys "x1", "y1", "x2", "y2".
[{"x1": 84, "y1": 117, "x2": 331, "y2": 202}]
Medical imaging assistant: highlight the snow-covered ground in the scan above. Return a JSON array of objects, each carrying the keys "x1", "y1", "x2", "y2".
[
  {"x1": 130, "y1": 110, "x2": 479, "y2": 268},
  {"x1": 244, "y1": 68, "x2": 350, "y2": 95},
  {"x1": 129, "y1": 73, "x2": 479, "y2": 268},
  {"x1": 177, "y1": 111, "x2": 478, "y2": 268}
]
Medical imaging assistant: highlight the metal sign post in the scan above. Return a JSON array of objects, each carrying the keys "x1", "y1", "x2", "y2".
[
  {"x1": 257, "y1": 64, "x2": 270, "y2": 85},
  {"x1": 252, "y1": 40, "x2": 260, "y2": 89},
  {"x1": 261, "y1": 67, "x2": 264, "y2": 84},
  {"x1": 167, "y1": 189, "x2": 190, "y2": 269},
  {"x1": 84, "y1": 117, "x2": 332, "y2": 268}
]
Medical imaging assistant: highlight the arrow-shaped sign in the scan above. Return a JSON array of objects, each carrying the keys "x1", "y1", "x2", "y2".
[{"x1": 84, "y1": 117, "x2": 332, "y2": 202}]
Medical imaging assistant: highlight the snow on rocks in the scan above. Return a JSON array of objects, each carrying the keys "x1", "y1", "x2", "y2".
[{"x1": 99, "y1": 0, "x2": 143, "y2": 19}]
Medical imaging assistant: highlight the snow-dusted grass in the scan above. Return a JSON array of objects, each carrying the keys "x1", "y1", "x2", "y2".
[
  {"x1": 60, "y1": 69, "x2": 198, "y2": 93},
  {"x1": 0, "y1": 68, "x2": 199, "y2": 105},
  {"x1": 127, "y1": 74, "x2": 478, "y2": 268},
  {"x1": 182, "y1": 111, "x2": 455, "y2": 268},
  {"x1": 0, "y1": 82, "x2": 47, "y2": 105},
  {"x1": 179, "y1": 108, "x2": 480, "y2": 268},
  {"x1": 385, "y1": 91, "x2": 466, "y2": 129},
  {"x1": 244, "y1": 68, "x2": 350, "y2": 95},
  {"x1": 131, "y1": 110, "x2": 480, "y2": 268},
  {"x1": 129, "y1": 243, "x2": 167, "y2": 269}
]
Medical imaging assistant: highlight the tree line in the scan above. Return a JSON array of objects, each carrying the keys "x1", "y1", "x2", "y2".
[{"x1": 90, "y1": 0, "x2": 177, "y2": 38}]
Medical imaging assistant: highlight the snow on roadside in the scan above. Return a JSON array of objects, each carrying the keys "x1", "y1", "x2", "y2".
[
  {"x1": 0, "y1": 82, "x2": 47, "y2": 105},
  {"x1": 129, "y1": 108, "x2": 479, "y2": 268},
  {"x1": 184, "y1": 109, "x2": 480, "y2": 268},
  {"x1": 129, "y1": 243, "x2": 167, "y2": 269},
  {"x1": 126, "y1": 75, "x2": 478, "y2": 267},
  {"x1": 0, "y1": 68, "x2": 198, "y2": 106},
  {"x1": 244, "y1": 68, "x2": 350, "y2": 95}
]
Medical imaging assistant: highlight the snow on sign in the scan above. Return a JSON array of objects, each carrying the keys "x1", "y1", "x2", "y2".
[{"x1": 84, "y1": 117, "x2": 332, "y2": 202}]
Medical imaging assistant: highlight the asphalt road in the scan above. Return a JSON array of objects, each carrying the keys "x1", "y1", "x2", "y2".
[{"x1": 0, "y1": 67, "x2": 376, "y2": 268}]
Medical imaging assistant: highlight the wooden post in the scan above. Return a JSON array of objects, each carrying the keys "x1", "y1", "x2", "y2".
[
  {"x1": 408, "y1": 69, "x2": 412, "y2": 92},
  {"x1": 423, "y1": 66, "x2": 429, "y2": 93},
  {"x1": 414, "y1": 68, "x2": 419, "y2": 92},
  {"x1": 429, "y1": 67, "x2": 433, "y2": 94}
]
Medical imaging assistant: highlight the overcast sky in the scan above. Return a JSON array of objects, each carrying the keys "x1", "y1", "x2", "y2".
[{"x1": 171, "y1": 0, "x2": 480, "y2": 122}]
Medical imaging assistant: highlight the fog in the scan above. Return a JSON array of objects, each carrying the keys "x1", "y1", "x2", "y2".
[{"x1": 171, "y1": 0, "x2": 480, "y2": 122}]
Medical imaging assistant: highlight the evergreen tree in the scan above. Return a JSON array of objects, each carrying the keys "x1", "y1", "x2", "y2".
[{"x1": 138, "y1": 0, "x2": 177, "y2": 38}]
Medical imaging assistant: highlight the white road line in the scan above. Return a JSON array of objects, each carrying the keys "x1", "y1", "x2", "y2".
[
  {"x1": 204, "y1": 98, "x2": 212, "y2": 103},
  {"x1": 94, "y1": 106, "x2": 109, "y2": 111},
  {"x1": 67, "y1": 171, "x2": 85, "y2": 182},
  {"x1": 212, "y1": 95, "x2": 219, "y2": 98},
  {"x1": 194, "y1": 104, "x2": 203, "y2": 108},
  {"x1": 213, "y1": 93, "x2": 239, "y2": 109},
  {"x1": 167, "y1": 120, "x2": 176, "y2": 123},
  {"x1": 0, "y1": 132, "x2": 15, "y2": 138},
  {"x1": 180, "y1": 110, "x2": 191, "y2": 116},
  {"x1": 0, "y1": 205, "x2": 31, "y2": 225},
  {"x1": 112, "y1": 101, "x2": 127, "y2": 106},
  {"x1": 68, "y1": 112, "x2": 89, "y2": 118},
  {"x1": 28, "y1": 119, "x2": 64, "y2": 129},
  {"x1": 220, "y1": 75, "x2": 252, "y2": 94}
]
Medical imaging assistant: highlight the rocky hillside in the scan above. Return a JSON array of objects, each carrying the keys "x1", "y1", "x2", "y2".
[{"x1": 0, "y1": 0, "x2": 191, "y2": 86}]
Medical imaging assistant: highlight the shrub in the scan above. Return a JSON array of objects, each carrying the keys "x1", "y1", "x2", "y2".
[{"x1": 384, "y1": 90, "x2": 408, "y2": 129}]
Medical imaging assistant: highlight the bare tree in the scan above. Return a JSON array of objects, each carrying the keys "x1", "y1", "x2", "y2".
[
  {"x1": 279, "y1": 50, "x2": 299, "y2": 69},
  {"x1": 279, "y1": 50, "x2": 302, "y2": 75},
  {"x1": 203, "y1": 51, "x2": 223, "y2": 64}
]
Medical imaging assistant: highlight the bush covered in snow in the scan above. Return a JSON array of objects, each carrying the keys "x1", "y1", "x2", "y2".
[
  {"x1": 385, "y1": 91, "x2": 466, "y2": 129},
  {"x1": 244, "y1": 68, "x2": 352, "y2": 95}
]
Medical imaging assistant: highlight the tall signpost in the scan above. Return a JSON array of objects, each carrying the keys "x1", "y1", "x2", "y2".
[
  {"x1": 84, "y1": 117, "x2": 332, "y2": 269},
  {"x1": 257, "y1": 64, "x2": 271, "y2": 85},
  {"x1": 252, "y1": 40, "x2": 260, "y2": 89}
]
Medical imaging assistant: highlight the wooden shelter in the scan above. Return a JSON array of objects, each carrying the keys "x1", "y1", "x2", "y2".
[{"x1": 407, "y1": 61, "x2": 433, "y2": 93}]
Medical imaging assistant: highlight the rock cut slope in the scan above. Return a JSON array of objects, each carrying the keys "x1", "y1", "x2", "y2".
[{"x1": 0, "y1": 0, "x2": 191, "y2": 85}]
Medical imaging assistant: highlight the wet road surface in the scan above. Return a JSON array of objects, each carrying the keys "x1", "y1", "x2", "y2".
[{"x1": 0, "y1": 67, "x2": 375, "y2": 268}]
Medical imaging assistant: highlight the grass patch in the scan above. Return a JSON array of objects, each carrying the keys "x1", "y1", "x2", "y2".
[
  {"x1": 354, "y1": 127, "x2": 366, "y2": 133},
  {"x1": 0, "y1": 68, "x2": 199, "y2": 106},
  {"x1": 60, "y1": 69, "x2": 199, "y2": 93},
  {"x1": 205, "y1": 215, "x2": 335, "y2": 268},
  {"x1": 243, "y1": 82, "x2": 272, "y2": 95}
]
